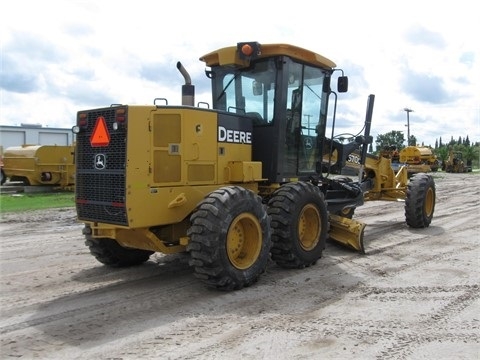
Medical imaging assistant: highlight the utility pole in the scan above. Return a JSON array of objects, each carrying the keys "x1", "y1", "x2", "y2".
[
  {"x1": 303, "y1": 114, "x2": 312, "y2": 134},
  {"x1": 404, "y1": 108, "x2": 413, "y2": 146}
]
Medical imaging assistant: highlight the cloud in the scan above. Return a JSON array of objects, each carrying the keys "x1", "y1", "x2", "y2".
[
  {"x1": 405, "y1": 25, "x2": 446, "y2": 49},
  {"x1": 0, "y1": 0, "x2": 478, "y2": 148},
  {"x1": 0, "y1": 31, "x2": 69, "y2": 94},
  {"x1": 401, "y1": 71, "x2": 451, "y2": 104},
  {"x1": 0, "y1": 55, "x2": 40, "y2": 93},
  {"x1": 459, "y1": 51, "x2": 475, "y2": 67}
]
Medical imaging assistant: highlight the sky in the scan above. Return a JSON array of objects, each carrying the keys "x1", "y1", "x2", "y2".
[{"x1": 1, "y1": 0, "x2": 479, "y2": 149}]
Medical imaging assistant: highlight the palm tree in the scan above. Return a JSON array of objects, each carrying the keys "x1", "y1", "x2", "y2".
[
  {"x1": 464, "y1": 146, "x2": 478, "y2": 170},
  {"x1": 435, "y1": 147, "x2": 449, "y2": 169}
]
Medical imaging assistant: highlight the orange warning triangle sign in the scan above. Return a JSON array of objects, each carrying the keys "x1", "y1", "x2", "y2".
[{"x1": 90, "y1": 116, "x2": 110, "y2": 147}]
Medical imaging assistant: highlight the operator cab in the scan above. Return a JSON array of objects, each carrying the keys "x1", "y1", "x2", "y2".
[{"x1": 201, "y1": 42, "x2": 348, "y2": 184}]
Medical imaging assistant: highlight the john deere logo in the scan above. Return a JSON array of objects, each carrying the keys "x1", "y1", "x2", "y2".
[
  {"x1": 304, "y1": 137, "x2": 313, "y2": 150},
  {"x1": 94, "y1": 154, "x2": 106, "y2": 170}
]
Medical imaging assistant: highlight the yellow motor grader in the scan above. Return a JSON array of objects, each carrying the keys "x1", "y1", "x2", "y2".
[{"x1": 72, "y1": 42, "x2": 435, "y2": 290}]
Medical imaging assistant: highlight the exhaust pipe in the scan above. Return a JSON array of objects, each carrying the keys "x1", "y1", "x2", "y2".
[{"x1": 177, "y1": 61, "x2": 195, "y2": 106}]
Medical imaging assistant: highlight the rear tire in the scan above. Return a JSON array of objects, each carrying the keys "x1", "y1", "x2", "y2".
[
  {"x1": 267, "y1": 182, "x2": 328, "y2": 269},
  {"x1": 85, "y1": 236, "x2": 153, "y2": 267},
  {"x1": 187, "y1": 186, "x2": 271, "y2": 291},
  {"x1": 405, "y1": 173, "x2": 435, "y2": 228}
]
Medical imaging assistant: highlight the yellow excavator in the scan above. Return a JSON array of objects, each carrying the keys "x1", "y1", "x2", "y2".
[{"x1": 72, "y1": 42, "x2": 435, "y2": 290}]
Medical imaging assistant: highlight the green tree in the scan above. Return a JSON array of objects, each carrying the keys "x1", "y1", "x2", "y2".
[
  {"x1": 408, "y1": 135, "x2": 417, "y2": 146},
  {"x1": 375, "y1": 131, "x2": 406, "y2": 153},
  {"x1": 464, "y1": 145, "x2": 478, "y2": 166},
  {"x1": 435, "y1": 147, "x2": 449, "y2": 164}
]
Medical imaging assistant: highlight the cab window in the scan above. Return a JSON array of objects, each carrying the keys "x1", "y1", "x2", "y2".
[{"x1": 214, "y1": 58, "x2": 276, "y2": 124}]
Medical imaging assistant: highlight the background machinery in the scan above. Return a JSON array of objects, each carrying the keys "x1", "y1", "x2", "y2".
[
  {"x1": 399, "y1": 145, "x2": 439, "y2": 174},
  {"x1": 442, "y1": 148, "x2": 470, "y2": 173},
  {"x1": 1, "y1": 144, "x2": 75, "y2": 188},
  {"x1": 72, "y1": 42, "x2": 436, "y2": 290}
]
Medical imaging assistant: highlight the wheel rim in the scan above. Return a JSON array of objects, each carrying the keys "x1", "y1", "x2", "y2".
[
  {"x1": 424, "y1": 187, "x2": 434, "y2": 217},
  {"x1": 298, "y1": 204, "x2": 321, "y2": 251},
  {"x1": 226, "y1": 213, "x2": 262, "y2": 270}
]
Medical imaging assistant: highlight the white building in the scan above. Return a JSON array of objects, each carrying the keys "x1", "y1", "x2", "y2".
[{"x1": 0, "y1": 124, "x2": 75, "y2": 151}]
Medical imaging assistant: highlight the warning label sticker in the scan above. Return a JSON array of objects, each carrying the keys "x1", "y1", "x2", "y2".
[{"x1": 90, "y1": 116, "x2": 110, "y2": 147}]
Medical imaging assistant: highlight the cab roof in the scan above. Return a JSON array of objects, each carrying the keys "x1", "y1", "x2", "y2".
[{"x1": 200, "y1": 43, "x2": 336, "y2": 69}]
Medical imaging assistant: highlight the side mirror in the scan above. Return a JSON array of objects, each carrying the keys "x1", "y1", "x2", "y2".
[
  {"x1": 337, "y1": 76, "x2": 348, "y2": 93},
  {"x1": 252, "y1": 81, "x2": 263, "y2": 96}
]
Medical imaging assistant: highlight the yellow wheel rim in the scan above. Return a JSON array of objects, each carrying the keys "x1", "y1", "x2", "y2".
[
  {"x1": 226, "y1": 213, "x2": 262, "y2": 270},
  {"x1": 424, "y1": 187, "x2": 434, "y2": 217},
  {"x1": 298, "y1": 204, "x2": 321, "y2": 251}
]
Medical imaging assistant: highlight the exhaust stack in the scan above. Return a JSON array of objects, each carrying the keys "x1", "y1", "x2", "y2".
[{"x1": 177, "y1": 61, "x2": 195, "y2": 106}]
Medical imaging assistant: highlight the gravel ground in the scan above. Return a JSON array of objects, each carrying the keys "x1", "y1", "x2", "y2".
[{"x1": 0, "y1": 172, "x2": 479, "y2": 359}]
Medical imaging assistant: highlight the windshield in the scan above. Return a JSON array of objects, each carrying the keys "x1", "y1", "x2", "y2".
[{"x1": 212, "y1": 58, "x2": 277, "y2": 124}]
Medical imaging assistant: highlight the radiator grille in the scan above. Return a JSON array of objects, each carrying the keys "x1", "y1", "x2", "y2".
[{"x1": 75, "y1": 107, "x2": 128, "y2": 226}]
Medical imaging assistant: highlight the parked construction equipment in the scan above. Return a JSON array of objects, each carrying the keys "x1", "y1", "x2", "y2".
[
  {"x1": 399, "y1": 146, "x2": 439, "y2": 174},
  {"x1": 442, "y1": 148, "x2": 469, "y2": 173},
  {"x1": 1, "y1": 145, "x2": 75, "y2": 188},
  {"x1": 72, "y1": 42, "x2": 435, "y2": 290}
]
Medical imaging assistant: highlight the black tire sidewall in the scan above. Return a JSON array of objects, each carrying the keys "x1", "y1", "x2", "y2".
[
  {"x1": 85, "y1": 236, "x2": 153, "y2": 267},
  {"x1": 287, "y1": 185, "x2": 328, "y2": 263},
  {"x1": 188, "y1": 186, "x2": 271, "y2": 290},
  {"x1": 406, "y1": 174, "x2": 435, "y2": 228},
  {"x1": 216, "y1": 191, "x2": 271, "y2": 282},
  {"x1": 268, "y1": 182, "x2": 328, "y2": 267}
]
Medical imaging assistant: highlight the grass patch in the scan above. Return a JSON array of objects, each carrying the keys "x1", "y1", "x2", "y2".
[{"x1": 0, "y1": 192, "x2": 75, "y2": 213}]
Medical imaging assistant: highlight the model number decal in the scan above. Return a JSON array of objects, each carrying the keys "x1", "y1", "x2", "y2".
[
  {"x1": 218, "y1": 126, "x2": 252, "y2": 144},
  {"x1": 347, "y1": 154, "x2": 361, "y2": 164}
]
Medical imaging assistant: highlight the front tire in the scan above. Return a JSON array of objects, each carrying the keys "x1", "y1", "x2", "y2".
[
  {"x1": 405, "y1": 173, "x2": 435, "y2": 228},
  {"x1": 267, "y1": 182, "x2": 328, "y2": 269},
  {"x1": 187, "y1": 186, "x2": 271, "y2": 291},
  {"x1": 85, "y1": 236, "x2": 153, "y2": 267}
]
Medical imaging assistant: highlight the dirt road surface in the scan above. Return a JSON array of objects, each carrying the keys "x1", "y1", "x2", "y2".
[{"x1": 0, "y1": 173, "x2": 479, "y2": 359}]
